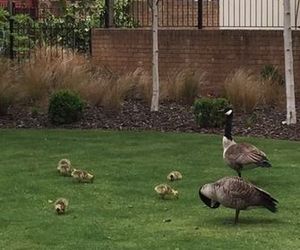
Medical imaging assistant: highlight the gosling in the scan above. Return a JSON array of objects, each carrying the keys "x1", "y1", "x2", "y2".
[
  {"x1": 54, "y1": 198, "x2": 69, "y2": 215},
  {"x1": 167, "y1": 171, "x2": 183, "y2": 181},
  {"x1": 154, "y1": 184, "x2": 179, "y2": 200},
  {"x1": 57, "y1": 158, "x2": 73, "y2": 176},
  {"x1": 71, "y1": 169, "x2": 94, "y2": 183}
]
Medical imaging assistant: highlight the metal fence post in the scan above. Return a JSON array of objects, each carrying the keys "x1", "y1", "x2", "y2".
[
  {"x1": 104, "y1": 0, "x2": 114, "y2": 28},
  {"x1": 8, "y1": 1, "x2": 15, "y2": 59},
  {"x1": 109, "y1": 0, "x2": 114, "y2": 27},
  {"x1": 104, "y1": 0, "x2": 109, "y2": 28},
  {"x1": 198, "y1": 0, "x2": 203, "y2": 29}
]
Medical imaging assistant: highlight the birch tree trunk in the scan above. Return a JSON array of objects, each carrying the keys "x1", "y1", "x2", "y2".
[
  {"x1": 296, "y1": 0, "x2": 300, "y2": 30},
  {"x1": 283, "y1": 0, "x2": 297, "y2": 124},
  {"x1": 151, "y1": 0, "x2": 159, "y2": 111}
]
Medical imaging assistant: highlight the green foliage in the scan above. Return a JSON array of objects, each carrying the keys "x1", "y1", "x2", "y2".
[
  {"x1": 0, "y1": 12, "x2": 36, "y2": 58},
  {"x1": 39, "y1": 0, "x2": 105, "y2": 52},
  {"x1": 114, "y1": 0, "x2": 139, "y2": 27},
  {"x1": 38, "y1": 0, "x2": 138, "y2": 52},
  {"x1": 261, "y1": 64, "x2": 284, "y2": 86},
  {"x1": 1, "y1": 0, "x2": 138, "y2": 56},
  {"x1": 0, "y1": 8, "x2": 8, "y2": 28},
  {"x1": 0, "y1": 9, "x2": 9, "y2": 54},
  {"x1": 48, "y1": 90, "x2": 84, "y2": 125},
  {"x1": 193, "y1": 97, "x2": 230, "y2": 128}
]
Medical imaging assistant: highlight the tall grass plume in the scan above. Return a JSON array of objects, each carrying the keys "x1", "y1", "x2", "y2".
[{"x1": 162, "y1": 69, "x2": 206, "y2": 105}]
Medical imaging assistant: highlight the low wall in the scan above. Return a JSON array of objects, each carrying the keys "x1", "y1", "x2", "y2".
[{"x1": 91, "y1": 28, "x2": 300, "y2": 96}]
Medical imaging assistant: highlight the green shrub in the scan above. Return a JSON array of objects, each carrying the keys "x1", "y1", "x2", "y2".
[
  {"x1": 48, "y1": 90, "x2": 84, "y2": 125},
  {"x1": 193, "y1": 97, "x2": 230, "y2": 128}
]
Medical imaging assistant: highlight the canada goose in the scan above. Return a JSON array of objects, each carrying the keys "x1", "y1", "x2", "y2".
[
  {"x1": 223, "y1": 108, "x2": 272, "y2": 177},
  {"x1": 71, "y1": 169, "x2": 94, "y2": 183},
  {"x1": 54, "y1": 198, "x2": 69, "y2": 215},
  {"x1": 167, "y1": 171, "x2": 183, "y2": 181},
  {"x1": 154, "y1": 184, "x2": 179, "y2": 199},
  {"x1": 57, "y1": 159, "x2": 73, "y2": 176},
  {"x1": 199, "y1": 176, "x2": 278, "y2": 224}
]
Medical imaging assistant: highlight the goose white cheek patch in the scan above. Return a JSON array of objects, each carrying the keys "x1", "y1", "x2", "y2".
[{"x1": 225, "y1": 110, "x2": 233, "y2": 115}]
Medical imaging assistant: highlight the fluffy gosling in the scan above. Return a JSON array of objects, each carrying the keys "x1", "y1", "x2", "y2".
[
  {"x1": 54, "y1": 198, "x2": 69, "y2": 215},
  {"x1": 167, "y1": 171, "x2": 183, "y2": 181},
  {"x1": 71, "y1": 169, "x2": 94, "y2": 183},
  {"x1": 154, "y1": 184, "x2": 179, "y2": 199},
  {"x1": 57, "y1": 158, "x2": 73, "y2": 176}
]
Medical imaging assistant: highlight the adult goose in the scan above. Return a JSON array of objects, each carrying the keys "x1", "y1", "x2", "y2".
[
  {"x1": 222, "y1": 108, "x2": 272, "y2": 177},
  {"x1": 199, "y1": 176, "x2": 278, "y2": 224}
]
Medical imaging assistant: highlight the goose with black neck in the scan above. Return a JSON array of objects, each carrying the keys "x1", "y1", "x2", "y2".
[{"x1": 222, "y1": 108, "x2": 272, "y2": 177}]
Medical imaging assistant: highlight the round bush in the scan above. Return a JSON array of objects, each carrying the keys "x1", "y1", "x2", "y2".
[
  {"x1": 48, "y1": 90, "x2": 84, "y2": 125},
  {"x1": 193, "y1": 97, "x2": 230, "y2": 128}
]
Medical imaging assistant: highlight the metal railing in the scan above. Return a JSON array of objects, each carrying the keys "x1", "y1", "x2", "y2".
[
  {"x1": 121, "y1": 0, "x2": 204, "y2": 28},
  {"x1": 1, "y1": 1, "x2": 300, "y2": 30},
  {"x1": 0, "y1": 4, "x2": 91, "y2": 61},
  {"x1": 109, "y1": 0, "x2": 300, "y2": 29},
  {"x1": 0, "y1": 23, "x2": 91, "y2": 61}
]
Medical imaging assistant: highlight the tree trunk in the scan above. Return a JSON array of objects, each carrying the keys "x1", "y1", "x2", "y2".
[
  {"x1": 296, "y1": 0, "x2": 300, "y2": 30},
  {"x1": 283, "y1": 0, "x2": 297, "y2": 124},
  {"x1": 151, "y1": 0, "x2": 159, "y2": 112}
]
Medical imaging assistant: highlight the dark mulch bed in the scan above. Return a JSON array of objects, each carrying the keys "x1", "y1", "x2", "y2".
[{"x1": 1, "y1": 100, "x2": 300, "y2": 141}]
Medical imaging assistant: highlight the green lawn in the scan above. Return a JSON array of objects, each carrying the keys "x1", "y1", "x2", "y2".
[{"x1": 0, "y1": 129, "x2": 299, "y2": 250}]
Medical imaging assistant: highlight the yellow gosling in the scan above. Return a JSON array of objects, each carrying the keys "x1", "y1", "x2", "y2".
[
  {"x1": 167, "y1": 171, "x2": 183, "y2": 181},
  {"x1": 71, "y1": 169, "x2": 94, "y2": 183},
  {"x1": 54, "y1": 198, "x2": 69, "y2": 215},
  {"x1": 154, "y1": 184, "x2": 179, "y2": 200},
  {"x1": 57, "y1": 159, "x2": 72, "y2": 176}
]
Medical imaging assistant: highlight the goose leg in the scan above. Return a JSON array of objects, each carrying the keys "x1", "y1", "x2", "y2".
[
  {"x1": 237, "y1": 170, "x2": 241, "y2": 177},
  {"x1": 234, "y1": 209, "x2": 240, "y2": 224}
]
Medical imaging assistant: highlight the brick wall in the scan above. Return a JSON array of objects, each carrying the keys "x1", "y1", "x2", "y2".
[{"x1": 91, "y1": 29, "x2": 300, "y2": 96}]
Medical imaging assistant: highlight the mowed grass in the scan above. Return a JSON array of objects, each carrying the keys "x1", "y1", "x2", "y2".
[{"x1": 0, "y1": 129, "x2": 299, "y2": 250}]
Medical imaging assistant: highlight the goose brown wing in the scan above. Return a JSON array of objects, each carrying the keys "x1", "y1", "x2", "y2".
[
  {"x1": 225, "y1": 143, "x2": 267, "y2": 165},
  {"x1": 219, "y1": 177, "x2": 254, "y2": 199},
  {"x1": 216, "y1": 177, "x2": 260, "y2": 208}
]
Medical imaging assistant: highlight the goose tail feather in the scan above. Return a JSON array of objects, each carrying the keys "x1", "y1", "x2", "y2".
[
  {"x1": 257, "y1": 160, "x2": 272, "y2": 168},
  {"x1": 257, "y1": 189, "x2": 278, "y2": 213}
]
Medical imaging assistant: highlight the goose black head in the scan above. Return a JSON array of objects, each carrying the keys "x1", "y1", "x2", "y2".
[{"x1": 199, "y1": 186, "x2": 220, "y2": 209}]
